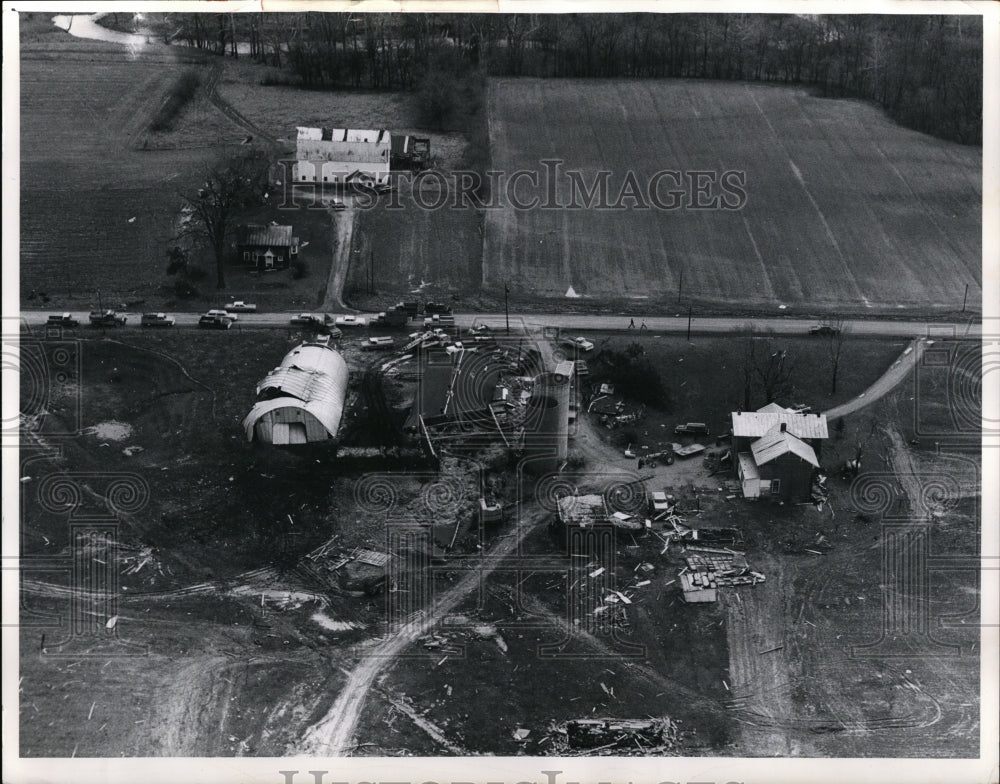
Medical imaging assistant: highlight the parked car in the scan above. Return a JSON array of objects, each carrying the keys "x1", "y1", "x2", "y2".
[
  {"x1": 808, "y1": 324, "x2": 841, "y2": 336},
  {"x1": 206, "y1": 308, "x2": 236, "y2": 321},
  {"x1": 140, "y1": 313, "x2": 175, "y2": 328},
  {"x1": 424, "y1": 301, "x2": 452, "y2": 315},
  {"x1": 361, "y1": 336, "x2": 395, "y2": 351},
  {"x1": 674, "y1": 422, "x2": 710, "y2": 436},
  {"x1": 574, "y1": 337, "x2": 595, "y2": 352},
  {"x1": 88, "y1": 309, "x2": 127, "y2": 327},
  {"x1": 46, "y1": 313, "x2": 80, "y2": 328},
  {"x1": 335, "y1": 314, "x2": 366, "y2": 328},
  {"x1": 468, "y1": 324, "x2": 491, "y2": 336},
  {"x1": 225, "y1": 301, "x2": 257, "y2": 313},
  {"x1": 199, "y1": 314, "x2": 233, "y2": 330}
]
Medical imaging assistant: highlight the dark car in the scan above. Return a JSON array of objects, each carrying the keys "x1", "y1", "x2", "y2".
[
  {"x1": 808, "y1": 324, "x2": 841, "y2": 336},
  {"x1": 140, "y1": 313, "x2": 175, "y2": 328},
  {"x1": 89, "y1": 309, "x2": 128, "y2": 327},
  {"x1": 424, "y1": 301, "x2": 452, "y2": 315},
  {"x1": 674, "y1": 422, "x2": 710, "y2": 436},
  {"x1": 199, "y1": 314, "x2": 233, "y2": 330}
]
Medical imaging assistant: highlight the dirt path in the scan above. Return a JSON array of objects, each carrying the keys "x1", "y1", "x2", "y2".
[
  {"x1": 296, "y1": 508, "x2": 548, "y2": 755},
  {"x1": 321, "y1": 205, "x2": 356, "y2": 312},
  {"x1": 722, "y1": 554, "x2": 797, "y2": 755},
  {"x1": 823, "y1": 339, "x2": 925, "y2": 421},
  {"x1": 202, "y1": 62, "x2": 278, "y2": 148}
]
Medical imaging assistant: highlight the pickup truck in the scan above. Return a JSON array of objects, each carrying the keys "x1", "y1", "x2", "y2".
[
  {"x1": 674, "y1": 422, "x2": 710, "y2": 436},
  {"x1": 140, "y1": 313, "x2": 175, "y2": 328},
  {"x1": 225, "y1": 301, "x2": 257, "y2": 313},
  {"x1": 423, "y1": 313, "x2": 455, "y2": 328},
  {"x1": 89, "y1": 310, "x2": 128, "y2": 327},
  {"x1": 46, "y1": 313, "x2": 80, "y2": 328},
  {"x1": 373, "y1": 310, "x2": 409, "y2": 328},
  {"x1": 199, "y1": 314, "x2": 233, "y2": 330}
]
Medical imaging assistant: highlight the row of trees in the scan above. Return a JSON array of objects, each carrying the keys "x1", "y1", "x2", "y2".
[{"x1": 139, "y1": 12, "x2": 981, "y2": 145}]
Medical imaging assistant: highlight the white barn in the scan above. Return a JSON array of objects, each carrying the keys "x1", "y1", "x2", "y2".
[{"x1": 292, "y1": 126, "x2": 391, "y2": 186}]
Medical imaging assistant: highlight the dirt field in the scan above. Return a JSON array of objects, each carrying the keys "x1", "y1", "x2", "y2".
[
  {"x1": 485, "y1": 79, "x2": 981, "y2": 313},
  {"x1": 346, "y1": 193, "x2": 483, "y2": 309},
  {"x1": 19, "y1": 324, "x2": 979, "y2": 757}
]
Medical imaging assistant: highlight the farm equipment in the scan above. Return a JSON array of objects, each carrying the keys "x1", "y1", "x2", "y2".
[
  {"x1": 673, "y1": 442, "x2": 706, "y2": 459},
  {"x1": 88, "y1": 310, "x2": 127, "y2": 327},
  {"x1": 637, "y1": 447, "x2": 674, "y2": 468}
]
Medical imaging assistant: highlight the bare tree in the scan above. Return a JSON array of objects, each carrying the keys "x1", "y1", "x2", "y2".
[
  {"x1": 734, "y1": 322, "x2": 758, "y2": 410},
  {"x1": 826, "y1": 317, "x2": 849, "y2": 395},
  {"x1": 179, "y1": 149, "x2": 270, "y2": 290},
  {"x1": 755, "y1": 340, "x2": 796, "y2": 404}
]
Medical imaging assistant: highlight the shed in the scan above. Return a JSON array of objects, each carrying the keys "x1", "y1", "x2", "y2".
[{"x1": 242, "y1": 341, "x2": 348, "y2": 444}]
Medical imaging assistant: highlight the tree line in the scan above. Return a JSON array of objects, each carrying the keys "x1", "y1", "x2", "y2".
[{"x1": 120, "y1": 12, "x2": 981, "y2": 144}]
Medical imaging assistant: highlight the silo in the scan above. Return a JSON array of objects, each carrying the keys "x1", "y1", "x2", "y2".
[{"x1": 524, "y1": 370, "x2": 570, "y2": 474}]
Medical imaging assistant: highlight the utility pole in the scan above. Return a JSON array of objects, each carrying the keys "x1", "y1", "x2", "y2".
[
  {"x1": 504, "y1": 282, "x2": 510, "y2": 335},
  {"x1": 686, "y1": 305, "x2": 692, "y2": 341},
  {"x1": 369, "y1": 251, "x2": 374, "y2": 294},
  {"x1": 677, "y1": 270, "x2": 683, "y2": 303},
  {"x1": 962, "y1": 283, "x2": 969, "y2": 312}
]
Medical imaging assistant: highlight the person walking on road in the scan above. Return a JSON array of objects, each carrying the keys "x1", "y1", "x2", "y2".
[
  {"x1": 629, "y1": 318, "x2": 636, "y2": 329},
  {"x1": 640, "y1": 320, "x2": 648, "y2": 331}
]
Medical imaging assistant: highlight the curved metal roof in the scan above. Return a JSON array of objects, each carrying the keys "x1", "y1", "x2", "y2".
[{"x1": 243, "y1": 343, "x2": 349, "y2": 442}]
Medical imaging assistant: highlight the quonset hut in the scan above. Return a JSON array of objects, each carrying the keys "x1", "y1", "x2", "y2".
[{"x1": 242, "y1": 339, "x2": 349, "y2": 445}]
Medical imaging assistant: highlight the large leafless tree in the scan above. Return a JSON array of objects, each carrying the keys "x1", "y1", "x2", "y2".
[{"x1": 179, "y1": 149, "x2": 270, "y2": 290}]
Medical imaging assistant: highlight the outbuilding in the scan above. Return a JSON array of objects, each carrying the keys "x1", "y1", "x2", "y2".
[{"x1": 242, "y1": 339, "x2": 348, "y2": 445}]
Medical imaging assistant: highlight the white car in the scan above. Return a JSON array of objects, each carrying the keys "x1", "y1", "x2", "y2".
[
  {"x1": 574, "y1": 337, "x2": 595, "y2": 352},
  {"x1": 335, "y1": 315, "x2": 366, "y2": 328},
  {"x1": 225, "y1": 301, "x2": 257, "y2": 313},
  {"x1": 361, "y1": 336, "x2": 395, "y2": 351},
  {"x1": 207, "y1": 308, "x2": 236, "y2": 321}
]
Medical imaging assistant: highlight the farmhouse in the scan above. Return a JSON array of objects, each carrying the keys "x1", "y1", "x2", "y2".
[
  {"x1": 732, "y1": 403, "x2": 828, "y2": 500},
  {"x1": 242, "y1": 338, "x2": 349, "y2": 445},
  {"x1": 235, "y1": 224, "x2": 298, "y2": 271},
  {"x1": 292, "y1": 126, "x2": 391, "y2": 185}
]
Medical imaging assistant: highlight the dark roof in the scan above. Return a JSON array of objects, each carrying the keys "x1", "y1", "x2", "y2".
[{"x1": 238, "y1": 224, "x2": 293, "y2": 248}]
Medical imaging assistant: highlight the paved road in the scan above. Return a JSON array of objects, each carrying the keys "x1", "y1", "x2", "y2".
[{"x1": 17, "y1": 311, "x2": 983, "y2": 339}]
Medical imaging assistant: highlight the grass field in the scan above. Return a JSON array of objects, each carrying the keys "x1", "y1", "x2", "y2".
[{"x1": 485, "y1": 78, "x2": 981, "y2": 313}]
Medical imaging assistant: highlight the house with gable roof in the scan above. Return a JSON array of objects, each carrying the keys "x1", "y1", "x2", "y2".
[{"x1": 731, "y1": 402, "x2": 828, "y2": 500}]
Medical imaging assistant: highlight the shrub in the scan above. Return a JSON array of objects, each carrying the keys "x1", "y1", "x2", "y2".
[
  {"x1": 149, "y1": 70, "x2": 201, "y2": 132},
  {"x1": 291, "y1": 259, "x2": 308, "y2": 280}
]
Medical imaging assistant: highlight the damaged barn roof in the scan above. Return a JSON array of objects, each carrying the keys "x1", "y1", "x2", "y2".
[{"x1": 732, "y1": 403, "x2": 828, "y2": 440}]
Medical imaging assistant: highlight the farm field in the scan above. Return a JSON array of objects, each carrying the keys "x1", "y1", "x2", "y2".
[
  {"x1": 18, "y1": 38, "x2": 230, "y2": 307},
  {"x1": 485, "y1": 78, "x2": 982, "y2": 313},
  {"x1": 345, "y1": 193, "x2": 482, "y2": 309}
]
